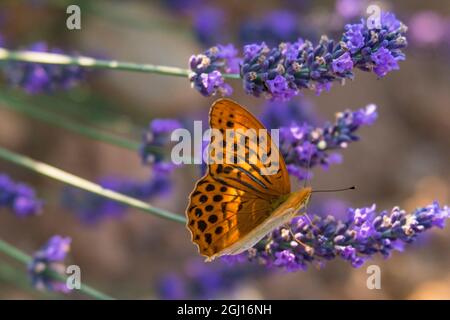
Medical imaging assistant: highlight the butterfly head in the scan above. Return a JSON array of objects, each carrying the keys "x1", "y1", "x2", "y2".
[
  {"x1": 271, "y1": 187, "x2": 312, "y2": 214},
  {"x1": 291, "y1": 187, "x2": 312, "y2": 213}
]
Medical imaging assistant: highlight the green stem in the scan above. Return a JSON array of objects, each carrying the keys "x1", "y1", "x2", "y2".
[
  {"x1": 0, "y1": 238, "x2": 114, "y2": 300},
  {"x1": 0, "y1": 146, "x2": 186, "y2": 224},
  {"x1": 0, "y1": 48, "x2": 241, "y2": 79},
  {"x1": 0, "y1": 93, "x2": 142, "y2": 152}
]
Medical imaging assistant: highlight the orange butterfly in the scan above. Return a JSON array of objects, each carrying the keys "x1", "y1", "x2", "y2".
[{"x1": 186, "y1": 98, "x2": 312, "y2": 261}]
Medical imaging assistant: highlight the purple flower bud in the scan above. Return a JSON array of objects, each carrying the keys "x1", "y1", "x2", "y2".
[
  {"x1": 332, "y1": 52, "x2": 354, "y2": 73},
  {"x1": 28, "y1": 236, "x2": 72, "y2": 293},
  {"x1": 141, "y1": 119, "x2": 183, "y2": 166},
  {"x1": 189, "y1": 44, "x2": 241, "y2": 97},
  {"x1": 371, "y1": 47, "x2": 402, "y2": 77},
  {"x1": 343, "y1": 23, "x2": 365, "y2": 53},
  {"x1": 265, "y1": 74, "x2": 298, "y2": 101},
  {"x1": 0, "y1": 174, "x2": 43, "y2": 217}
]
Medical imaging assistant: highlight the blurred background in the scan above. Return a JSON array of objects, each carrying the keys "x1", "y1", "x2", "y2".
[{"x1": 0, "y1": 0, "x2": 449, "y2": 299}]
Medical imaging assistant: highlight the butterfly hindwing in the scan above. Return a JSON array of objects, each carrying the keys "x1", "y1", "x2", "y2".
[{"x1": 187, "y1": 175, "x2": 272, "y2": 258}]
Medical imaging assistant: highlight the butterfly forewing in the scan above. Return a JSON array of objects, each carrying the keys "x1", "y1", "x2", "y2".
[{"x1": 208, "y1": 99, "x2": 290, "y2": 196}]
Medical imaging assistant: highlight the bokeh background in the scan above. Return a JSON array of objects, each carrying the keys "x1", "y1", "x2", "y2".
[{"x1": 0, "y1": 0, "x2": 449, "y2": 299}]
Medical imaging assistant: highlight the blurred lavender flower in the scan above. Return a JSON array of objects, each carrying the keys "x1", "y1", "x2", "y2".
[
  {"x1": 239, "y1": 10, "x2": 304, "y2": 46},
  {"x1": 161, "y1": 0, "x2": 204, "y2": 15},
  {"x1": 260, "y1": 98, "x2": 319, "y2": 129},
  {"x1": 409, "y1": 11, "x2": 449, "y2": 48},
  {"x1": 279, "y1": 104, "x2": 377, "y2": 180},
  {"x1": 228, "y1": 202, "x2": 450, "y2": 272},
  {"x1": 193, "y1": 7, "x2": 226, "y2": 46},
  {"x1": 62, "y1": 165, "x2": 173, "y2": 224},
  {"x1": 28, "y1": 235, "x2": 71, "y2": 293},
  {"x1": 161, "y1": 1, "x2": 226, "y2": 46},
  {"x1": 335, "y1": 0, "x2": 364, "y2": 20},
  {"x1": 0, "y1": 174, "x2": 43, "y2": 217},
  {"x1": 140, "y1": 118, "x2": 183, "y2": 166},
  {"x1": 189, "y1": 44, "x2": 241, "y2": 97},
  {"x1": 157, "y1": 259, "x2": 266, "y2": 299},
  {"x1": 2, "y1": 42, "x2": 85, "y2": 94}
]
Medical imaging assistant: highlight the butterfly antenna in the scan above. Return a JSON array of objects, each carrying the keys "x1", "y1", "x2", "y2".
[
  {"x1": 312, "y1": 186, "x2": 356, "y2": 193},
  {"x1": 303, "y1": 149, "x2": 313, "y2": 189},
  {"x1": 300, "y1": 150, "x2": 319, "y2": 231}
]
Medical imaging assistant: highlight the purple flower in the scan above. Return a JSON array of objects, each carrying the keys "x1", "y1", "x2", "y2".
[
  {"x1": 371, "y1": 47, "x2": 401, "y2": 77},
  {"x1": 344, "y1": 12, "x2": 407, "y2": 76},
  {"x1": 162, "y1": 0, "x2": 204, "y2": 14},
  {"x1": 343, "y1": 23, "x2": 365, "y2": 53},
  {"x1": 332, "y1": 52, "x2": 353, "y2": 74},
  {"x1": 274, "y1": 250, "x2": 305, "y2": 271},
  {"x1": 140, "y1": 118, "x2": 183, "y2": 166},
  {"x1": 193, "y1": 7, "x2": 226, "y2": 46},
  {"x1": 157, "y1": 258, "x2": 266, "y2": 299},
  {"x1": 239, "y1": 10, "x2": 302, "y2": 46},
  {"x1": 200, "y1": 70, "x2": 232, "y2": 96},
  {"x1": 0, "y1": 174, "x2": 43, "y2": 217},
  {"x1": 28, "y1": 235, "x2": 71, "y2": 293},
  {"x1": 62, "y1": 165, "x2": 173, "y2": 224},
  {"x1": 381, "y1": 11, "x2": 402, "y2": 33},
  {"x1": 157, "y1": 274, "x2": 187, "y2": 299},
  {"x1": 409, "y1": 11, "x2": 449, "y2": 47},
  {"x1": 335, "y1": 0, "x2": 364, "y2": 20},
  {"x1": 216, "y1": 44, "x2": 240, "y2": 73},
  {"x1": 3, "y1": 42, "x2": 85, "y2": 94},
  {"x1": 265, "y1": 74, "x2": 298, "y2": 101},
  {"x1": 189, "y1": 44, "x2": 241, "y2": 97},
  {"x1": 314, "y1": 81, "x2": 333, "y2": 96},
  {"x1": 228, "y1": 202, "x2": 450, "y2": 272},
  {"x1": 279, "y1": 104, "x2": 378, "y2": 181},
  {"x1": 260, "y1": 98, "x2": 319, "y2": 130},
  {"x1": 243, "y1": 42, "x2": 268, "y2": 61}
]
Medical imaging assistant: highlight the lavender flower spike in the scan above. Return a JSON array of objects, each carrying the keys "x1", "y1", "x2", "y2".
[
  {"x1": 280, "y1": 104, "x2": 377, "y2": 181},
  {"x1": 3, "y1": 42, "x2": 85, "y2": 94},
  {"x1": 189, "y1": 11, "x2": 407, "y2": 100},
  {"x1": 227, "y1": 202, "x2": 449, "y2": 272},
  {"x1": 140, "y1": 118, "x2": 183, "y2": 166},
  {"x1": 241, "y1": 11, "x2": 407, "y2": 100},
  {"x1": 0, "y1": 173, "x2": 43, "y2": 217},
  {"x1": 28, "y1": 235, "x2": 72, "y2": 293}
]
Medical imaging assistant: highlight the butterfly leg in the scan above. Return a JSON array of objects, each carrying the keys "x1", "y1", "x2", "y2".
[{"x1": 283, "y1": 223, "x2": 314, "y2": 256}]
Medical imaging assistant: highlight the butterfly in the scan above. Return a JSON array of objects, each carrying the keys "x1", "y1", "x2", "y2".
[{"x1": 186, "y1": 98, "x2": 312, "y2": 261}]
